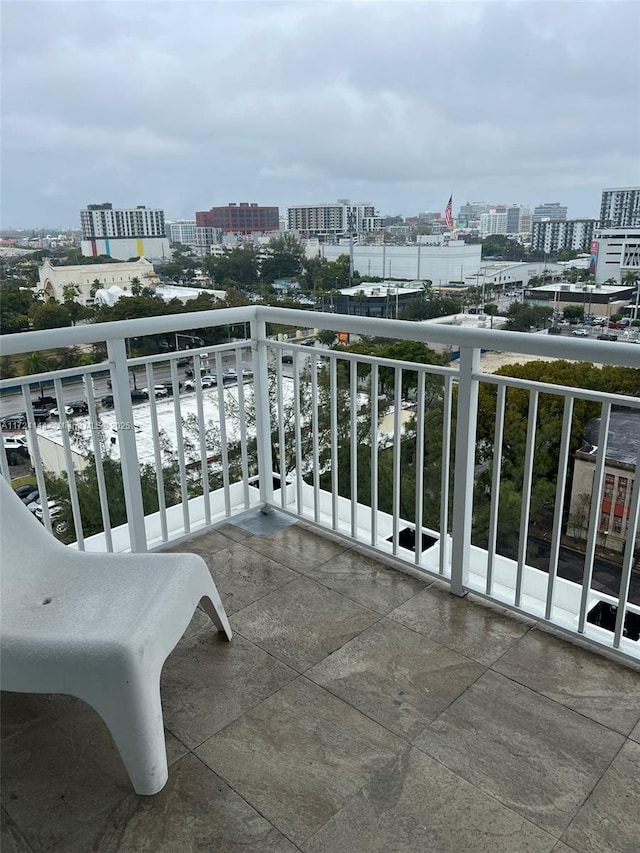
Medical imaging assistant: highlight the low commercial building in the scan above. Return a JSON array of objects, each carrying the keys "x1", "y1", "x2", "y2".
[
  {"x1": 318, "y1": 282, "x2": 425, "y2": 318},
  {"x1": 319, "y1": 241, "x2": 481, "y2": 285},
  {"x1": 523, "y1": 280, "x2": 635, "y2": 317},
  {"x1": 39, "y1": 258, "x2": 160, "y2": 306}
]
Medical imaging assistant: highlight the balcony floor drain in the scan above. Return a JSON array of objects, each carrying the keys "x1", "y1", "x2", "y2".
[{"x1": 386, "y1": 527, "x2": 438, "y2": 553}]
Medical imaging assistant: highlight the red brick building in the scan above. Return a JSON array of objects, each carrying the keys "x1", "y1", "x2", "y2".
[{"x1": 195, "y1": 203, "x2": 279, "y2": 235}]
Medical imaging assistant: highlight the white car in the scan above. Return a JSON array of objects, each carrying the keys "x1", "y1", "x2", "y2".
[
  {"x1": 184, "y1": 375, "x2": 217, "y2": 391},
  {"x1": 142, "y1": 385, "x2": 170, "y2": 397},
  {"x1": 49, "y1": 405, "x2": 74, "y2": 417},
  {"x1": 572, "y1": 328, "x2": 590, "y2": 336}
]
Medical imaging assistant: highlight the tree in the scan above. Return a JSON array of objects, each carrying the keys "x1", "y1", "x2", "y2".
[
  {"x1": 563, "y1": 305, "x2": 584, "y2": 322},
  {"x1": 202, "y1": 246, "x2": 260, "y2": 289},
  {"x1": 29, "y1": 302, "x2": 73, "y2": 330},
  {"x1": 504, "y1": 303, "x2": 552, "y2": 331},
  {"x1": 0, "y1": 282, "x2": 34, "y2": 333},
  {"x1": 260, "y1": 235, "x2": 305, "y2": 283}
]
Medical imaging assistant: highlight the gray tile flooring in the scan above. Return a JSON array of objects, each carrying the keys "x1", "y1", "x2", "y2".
[{"x1": 2, "y1": 516, "x2": 640, "y2": 853}]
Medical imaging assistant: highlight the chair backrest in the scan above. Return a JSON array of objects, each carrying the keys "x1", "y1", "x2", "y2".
[{"x1": 0, "y1": 475, "x2": 68, "y2": 569}]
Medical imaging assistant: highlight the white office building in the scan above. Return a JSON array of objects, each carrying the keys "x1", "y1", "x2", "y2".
[
  {"x1": 288, "y1": 200, "x2": 380, "y2": 240},
  {"x1": 593, "y1": 227, "x2": 640, "y2": 284},
  {"x1": 166, "y1": 220, "x2": 197, "y2": 246},
  {"x1": 600, "y1": 187, "x2": 640, "y2": 228},
  {"x1": 80, "y1": 202, "x2": 170, "y2": 261},
  {"x1": 532, "y1": 202, "x2": 567, "y2": 223},
  {"x1": 479, "y1": 209, "x2": 508, "y2": 237}
]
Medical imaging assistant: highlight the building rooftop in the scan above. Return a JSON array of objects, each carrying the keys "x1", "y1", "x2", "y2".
[{"x1": 3, "y1": 513, "x2": 639, "y2": 852}]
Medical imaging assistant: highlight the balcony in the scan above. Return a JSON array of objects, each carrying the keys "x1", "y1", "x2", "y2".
[
  {"x1": 1, "y1": 306, "x2": 640, "y2": 848},
  {"x1": 2, "y1": 517, "x2": 640, "y2": 851}
]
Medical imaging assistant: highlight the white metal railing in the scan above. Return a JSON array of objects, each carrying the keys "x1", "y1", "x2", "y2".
[{"x1": 1, "y1": 306, "x2": 639, "y2": 662}]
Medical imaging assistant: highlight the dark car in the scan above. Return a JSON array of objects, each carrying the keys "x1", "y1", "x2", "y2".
[
  {"x1": 101, "y1": 395, "x2": 114, "y2": 408},
  {"x1": 130, "y1": 389, "x2": 149, "y2": 402},
  {"x1": 281, "y1": 352, "x2": 294, "y2": 364},
  {"x1": 177, "y1": 358, "x2": 191, "y2": 368},
  {"x1": 14, "y1": 484, "x2": 36, "y2": 500},
  {"x1": 68, "y1": 401, "x2": 89, "y2": 414},
  {"x1": 34, "y1": 395, "x2": 57, "y2": 409},
  {"x1": 1, "y1": 409, "x2": 49, "y2": 429},
  {"x1": 597, "y1": 334, "x2": 618, "y2": 342}
]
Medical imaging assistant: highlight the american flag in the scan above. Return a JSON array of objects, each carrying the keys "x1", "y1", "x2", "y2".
[{"x1": 444, "y1": 196, "x2": 453, "y2": 229}]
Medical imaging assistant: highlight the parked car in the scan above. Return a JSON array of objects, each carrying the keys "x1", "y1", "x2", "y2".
[
  {"x1": 281, "y1": 352, "x2": 294, "y2": 364},
  {"x1": 222, "y1": 370, "x2": 238, "y2": 382},
  {"x1": 130, "y1": 389, "x2": 149, "y2": 402},
  {"x1": 49, "y1": 406, "x2": 74, "y2": 418},
  {"x1": 3, "y1": 435, "x2": 30, "y2": 463},
  {"x1": 177, "y1": 358, "x2": 191, "y2": 368},
  {"x1": 20, "y1": 489, "x2": 40, "y2": 505},
  {"x1": 142, "y1": 385, "x2": 169, "y2": 398},
  {"x1": 68, "y1": 401, "x2": 89, "y2": 414},
  {"x1": 572, "y1": 328, "x2": 590, "y2": 336},
  {"x1": 33, "y1": 395, "x2": 57, "y2": 409},
  {"x1": 1, "y1": 409, "x2": 49, "y2": 429},
  {"x1": 597, "y1": 334, "x2": 618, "y2": 342},
  {"x1": 184, "y1": 375, "x2": 217, "y2": 391},
  {"x1": 13, "y1": 482, "x2": 36, "y2": 501},
  {"x1": 101, "y1": 395, "x2": 114, "y2": 408},
  {"x1": 31, "y1": 499, "x2": 67, "y2": 534}
]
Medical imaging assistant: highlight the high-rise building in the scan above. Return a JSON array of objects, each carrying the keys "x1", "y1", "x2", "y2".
[
  {"x1": 531, "y1": 219, "x2": 599, "y2": 254},
  {"x1": 456, "y1": 202, "x2": 491, "y2": 229},
  {"x1": 166, "y1": 220, "x2": 196, "y2": 246},
  {"x1": 532, "y1": 202, "x2": 567, "y2": 223},
  {"x1": 195, "y1": 203, "x2": 279, "y2": 235},
  {"x1": 80, "y1": 202, "x2": 170, "y2": 261},
  {"x1": 600, "y1": 187, "x2": 640, "y2": 228},
  {"x1": 287, "y1": 200, "x2": 380, "y2": 240},
  {"x1": 479, "y1": 207, "x2": 508, "y2": 237},
  {"x1": 506, "y1": 205, "x2": 531, "y2": 234}
]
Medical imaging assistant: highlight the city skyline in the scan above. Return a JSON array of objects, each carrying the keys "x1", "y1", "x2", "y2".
[{"x1": 2, "y1": 1, "x2": 639, "y2": 228}]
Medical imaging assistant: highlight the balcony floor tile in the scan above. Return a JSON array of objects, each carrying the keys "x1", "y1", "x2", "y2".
[
  {"x1": 492, "y1": 627, "x2": 640, "y2": 736},
  {"x1": 414, "y1": 670, "x2": 625, "y2": 836},
  {"x1": 291, "y1": 547, "x2": 429, "y2": 614},
  {"x1": 306, "y1": 617, "x2": 484, "y2": 740},
  {"x1": 2, "y1": 521, "x2": 638, "y2": 853},
  {"x1": 48, "y1": 753, "x2": 300, "y2": 853},
  {"x1": 389, "y1": 580, "x2": 533, "y2": 666},
  {"x1": 303, "y1": 747, "x2": 555, "y2": 853},
  {"x1": 561, "y1": 740, "x2": 640, "y2": 853},
  {"x1": 231, "y1": 576, "x2": 381, "y2": 673},
  {"x1": 195, "y1": 677, "x2": 404, "y2": 846}
]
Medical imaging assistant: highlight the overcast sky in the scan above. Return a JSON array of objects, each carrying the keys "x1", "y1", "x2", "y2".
[{"x1": 2, "y1": 0, "x2": 639, "y2": 229}]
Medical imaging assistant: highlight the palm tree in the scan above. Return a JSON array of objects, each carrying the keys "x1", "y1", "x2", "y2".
[{"x1": 23, "y1": 351, "x2": 52, "y2": 400}]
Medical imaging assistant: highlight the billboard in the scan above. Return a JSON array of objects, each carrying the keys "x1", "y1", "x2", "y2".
[
  {"x1": 337, "y1": 331, "x2": 350, "y2": 344},
  {"x1": 589, "y1": 240, "x2": 599, "y2": 275}
]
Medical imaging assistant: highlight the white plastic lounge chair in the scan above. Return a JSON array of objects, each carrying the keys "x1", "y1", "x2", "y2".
[{"x1": 0, "y1": 476, "x2": 232, "y2": 795}]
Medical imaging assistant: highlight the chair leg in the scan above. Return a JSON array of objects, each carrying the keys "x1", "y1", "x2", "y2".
[
  {"x1": 89, "y1": 670, "x2": 168, "y2": 796},
  {"x1": 199, "y1": 577, "x2": 233, "y2": 641}
]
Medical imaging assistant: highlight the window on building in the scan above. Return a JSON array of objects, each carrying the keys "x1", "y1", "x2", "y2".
[
  {"x1": 604, "y1": 474, "x2": 614, "y2": 498},
  {"x1": 617, "y1": 477, "x2": 628, "y2": 503}
]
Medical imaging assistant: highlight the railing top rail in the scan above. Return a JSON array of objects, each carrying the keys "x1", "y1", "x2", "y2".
[
  {"x1": 1, "y1": 305, "x2": 639, "y2": 370},
  {"x1": 478, "y1": 372, "x2": 640, "y2": 408}
]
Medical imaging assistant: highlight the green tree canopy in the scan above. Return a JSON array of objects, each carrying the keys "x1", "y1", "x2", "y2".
[{"x1": 260, "y1": 235, "x2": 305, "y2": 283}]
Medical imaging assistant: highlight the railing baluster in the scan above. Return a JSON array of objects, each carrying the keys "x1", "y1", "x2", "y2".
[
  {"x1": 215, "y1": 352, "x2": 231, "y2": 518},
  {"x1": 515, "y1": 389, "x2": 539, "y2": 608},
  {"x1": 370, "y1": 363, "x2": 379, "y2": 548},
  {"x1": 613, "y1": 440, "x2": 640, "y2": 648},
  {"x1": 251, "y1": 317, "x2": 274, "y2": 511},
  {"x1": 52, "y1": 377, "x2": 84, "y2": 549},
  {"x1": 414, "y1": 370, "x2": 426, "y2": 567},
  {"x1": 578, "y1": 402, "x2": 612, "y2": 634},
  {"x1": 545, "y1": 395, "x2": 574, "y2": 620},
  {"x1": 450, "y1": 347, "x2": 480, "y2": 595},
  {"x1": 311, "y1": 353, "x2": 320, "y2": 523},
  {"x1": 330, "y1": 356, "x2": 338, "y2": 530},
  {"x1": 84, "y1": 376, "x2": 113, "y2": 551},
  {"x1": 145, "y1": 364, "x2": 168, "y2": 543},
  {"x1": 350, "y1": 360, "x2": 358, "y2": 538},
  {"x1": 106, "y1": 338, "x2": 147, "y2": 552},
  {"x1": 391, "y1": 367, "x2": 402, "y2": 556},
  {"x1": 440, "y1": 374, "x2": 453, "y2": 577},
  {"x1": 276, "y1": 353, "x2": 286, "y2": 508},
  {"x1": 234, "y1": 349, "x2": 251, "y2": 511},
  {"x1": 293, "y1": 352, "x2": 303, "y2": 516},
  {"x1": 486, "y1": 383, "x2": 506, "y2": 594}
]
